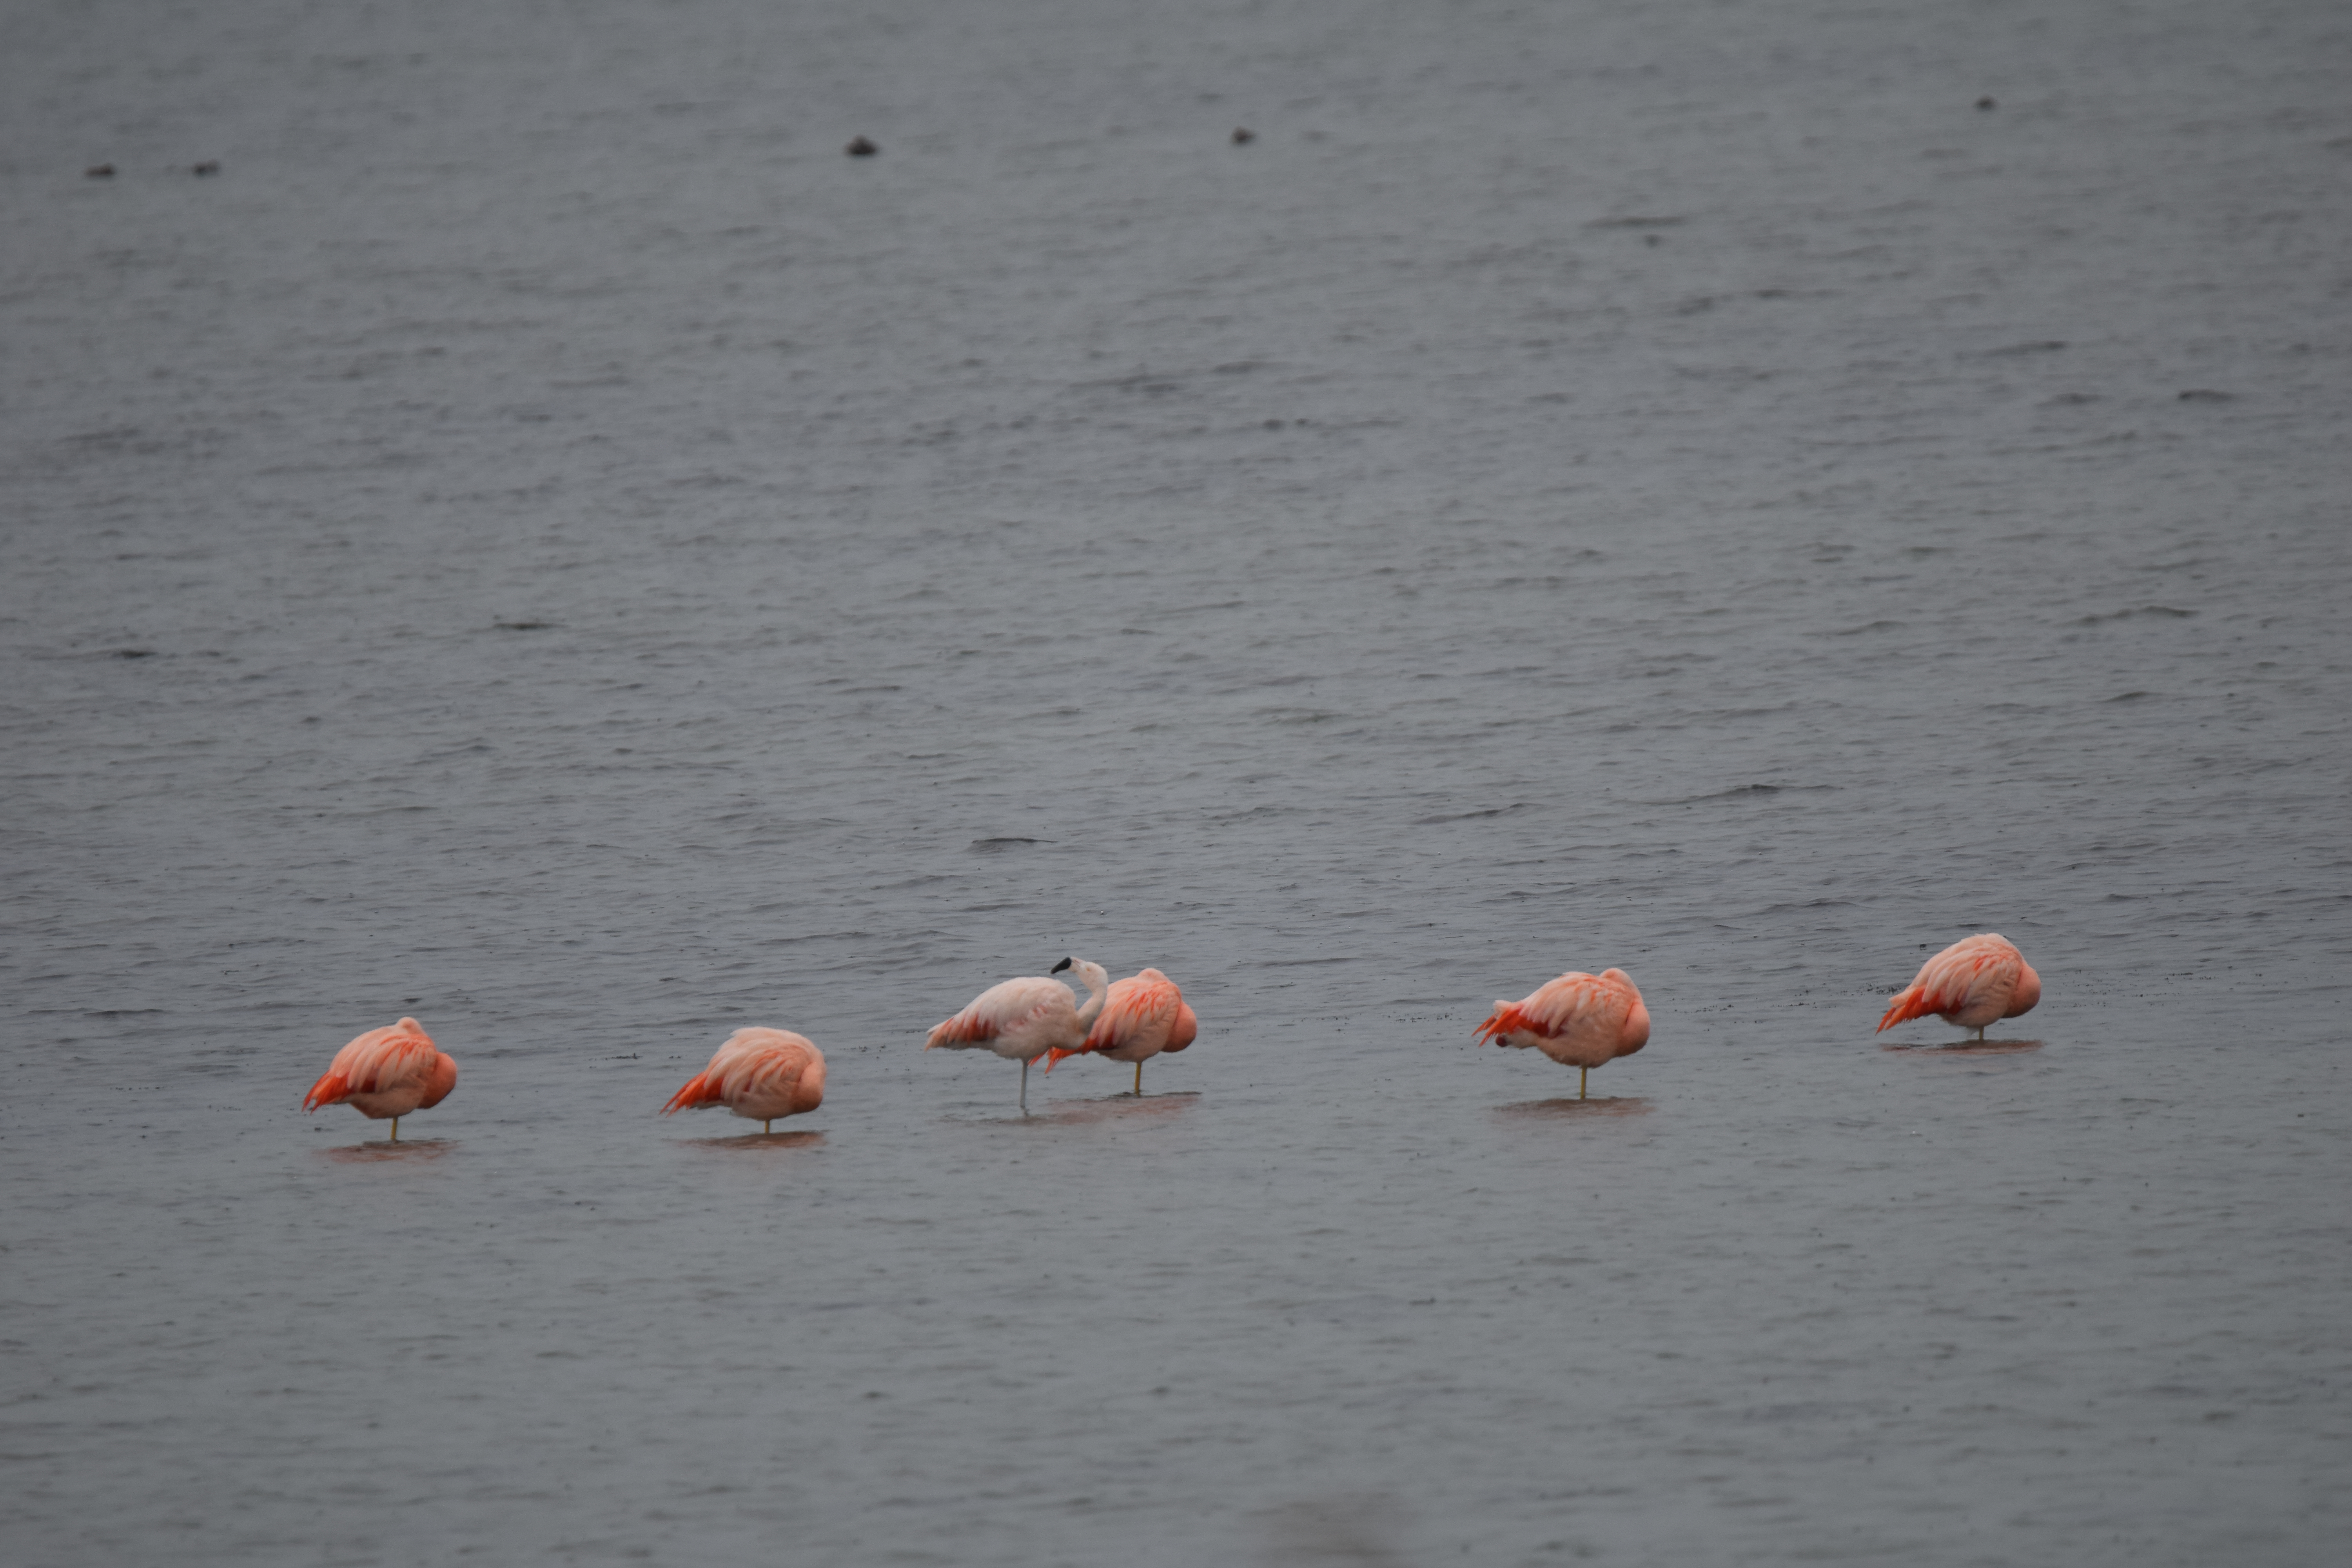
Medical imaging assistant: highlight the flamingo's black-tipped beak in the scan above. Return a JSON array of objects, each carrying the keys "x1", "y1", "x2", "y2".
[{"x1": 1051, "y1": 957, "x2": 1073, "y2": 974}]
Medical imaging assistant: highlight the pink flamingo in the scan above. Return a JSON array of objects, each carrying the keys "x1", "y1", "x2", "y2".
[
  {"x1": 926, "y1": 957, "x2": 1108, "y2": 1110},
  {"x1": 1042, "y1": 966, "x2": 1198, "y2": 1094},
  {"x1": 1877, "y1": 933, "x2": 2041, "y2": 1040},
  {"x1": 301, "y1": 1016, "x2": 458, "y2": 1140},
  {"x1": 1475, "y1": 969, "x2": 1651, "y2": 1099},
  {"x1": 662, "y1": 1028, "x2": 826, "y2": 1133}
]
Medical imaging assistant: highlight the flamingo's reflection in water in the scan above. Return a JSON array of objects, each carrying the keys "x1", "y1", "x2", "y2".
[
  {"x1": 1882, "y1": 1039, "x2": 2043, "y2": 1056},
  {"x1": 681, "y1": 1129, "x2": 828, "y2": 1152},
  {"x1": 318, "y1": 1138, "x2": 457, "y2": 1164},
  {"x1": 952, "y1": 1091, "x2": 1202, "y2": 1127},
  {"x1": 1492, "y1": 1096, "x2": 1654, "y2": 1120}
]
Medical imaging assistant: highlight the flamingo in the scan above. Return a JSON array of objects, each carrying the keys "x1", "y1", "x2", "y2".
[
  {"x1": 301, "y1": 1016, "x2": 458, "y2": 1141},
  {"x1": 1877, "y1": 933, "x2": 2040, "y2": 1040},
  {"x1": 926, "y1": 957, "x2": 1107, "y2": 1110},
  {"x1": 661, "y1": 1028, "x2": 826, "y2": 1133},
  {"x1": 1474, "y1": 969, "x2": 1650, "y2": 1099},
  {"x1": 1042, "y1": 967, "x2": 1198, "y2": 1094}
]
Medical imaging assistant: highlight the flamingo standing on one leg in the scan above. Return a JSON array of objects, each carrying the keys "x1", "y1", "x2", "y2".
[
  {"x1": 661, "y1": 1028, "x2": 827, "y2": 1134},
  {"x1": 1474, "y1": 969, "x2": 1650, "y2": 1099},
  {"x1": 1042, "y1": 967, "x2": 1198, "y2": 1094},
  {"x1": 1877, "y1": 933, "x2": 2041, "y2": 1041},
  {"x1": 926, "y1": 957, "x2": 1107, "y2": 1111},
  {"x1": 301, "y1": 1016, "x2": 458, "y2": 1141}
]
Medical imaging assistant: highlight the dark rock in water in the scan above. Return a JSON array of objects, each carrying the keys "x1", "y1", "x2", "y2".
[
  {"x1": 968, "y1": 836, "x2": 1042, "y2": 853},
  {"x1": 1231, "y1": 126, "x2": 1255, "y2": 144},
  {"x1": 84, "y1": 163, "x2": 114, "y2": 178},
  {"x1": 191, "y1": 161, "x2": 219, "y2": 176},
  {"x1": 844, "y1": 135, "x2": 878, "y2": 156},
  {"x1": 2177, "y1": 388, "x2": 2234, "y2": 402},
  {"x1": 1976, "y1": 96, "x2": 1998, "y2": 110}
]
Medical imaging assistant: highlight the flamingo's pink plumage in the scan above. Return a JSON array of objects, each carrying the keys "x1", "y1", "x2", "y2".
[
  {"x1": 662, "y1": 1028, "x2": 826, "y2": 1129},
  {"x1": 1043, "y1": 967, "x2": 1193, "y2": 1089},
  {"x1": 1877, "y1": 933, "x2": 2040, "y2": 1037},
  {"x1": 301, "y1": 1017, "x2": 457, "y2": 1137},
  {"x1": 1475, "y1": 969, "x2": 1650, "y2": 1089},
  {"x1": 926, "y1": 959, "x2": 1109, "y2": 1109}
]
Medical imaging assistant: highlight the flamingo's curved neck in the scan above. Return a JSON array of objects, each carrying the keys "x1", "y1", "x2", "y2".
[{"x1": 1072, "y1": 965, "x2": 1108, "y2": 1027}]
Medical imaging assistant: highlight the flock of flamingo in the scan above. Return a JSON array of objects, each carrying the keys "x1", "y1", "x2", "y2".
[{"x1": 301, "y1": 933, "x2": 2043, "y2": 1140}]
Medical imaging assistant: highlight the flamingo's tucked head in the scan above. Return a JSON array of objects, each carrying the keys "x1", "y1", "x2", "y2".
[
  {"x1": 419, "y1": 1052, "x2": 459, "y2": 1109},
  {"x1": 792, "y1": 1053, "x2": 827, "y2": 1114},
  {"x1": 1602, "y1": 969, "x2": 1650, "y2": 1056},
  {"x1": 2007, "y1": 959, "x2": 2042, "y2": 1018}
]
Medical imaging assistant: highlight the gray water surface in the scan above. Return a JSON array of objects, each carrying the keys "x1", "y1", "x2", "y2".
[{"x1": 4, "y1": 1, "x2": 2348, "y2": 1563}]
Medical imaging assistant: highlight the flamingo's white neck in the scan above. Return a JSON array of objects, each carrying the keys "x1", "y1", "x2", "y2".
[{"x1": 1066, "y1": 960, "x2": 1109, "y2": 1027}]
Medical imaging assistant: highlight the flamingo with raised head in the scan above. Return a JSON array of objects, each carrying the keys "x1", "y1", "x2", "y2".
[
  {"x1": 662, "y1": 1028, "x2": 827, "y2": 1134},
  {"x1": 1043, "y1": 966, "x2": 1198, "y2": 1094},
  {"x1": 1877, "y1": 933, "x2": 2040, "y2": 1040},
  {"x1": 1475, "y1": 969, "x2": 1650, "y2": 1099},
  {"x1": 926, "y1": 957, "x2": 1107, "y2": 1110},
  {"x1": 301, "y1": 1016, "x2": 458, "y2": 1141}
]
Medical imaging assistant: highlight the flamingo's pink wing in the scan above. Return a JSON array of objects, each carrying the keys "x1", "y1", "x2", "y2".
[
  {"x1": 1479, "y1": 973, "x2": 1606, "y2": 1041},
  {"x1": 305, "y1": 1019, "x2": 436, "y2": 1109},
  {"x1": 928, "y1": 976, "x2": 1067, "y2": 1047},
  {"x1": 670, "y1": 1029, "x2": 820, "y2": 1111},
  {"x1": 1084, "y1": 975, "x2": 1181, "y2": 1054},
  {"x1": 724, "y1": 1037, "x2": 818, "y2": 1104},
  {"x1": 1878, "y1": 936, "x2": 2016, "y2": 1030}
]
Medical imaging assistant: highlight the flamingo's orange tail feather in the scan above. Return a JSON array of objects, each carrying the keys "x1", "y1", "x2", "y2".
[
  {"x1": 1876, "y1": 987, "x2": 1927, "y2": 1032},
  {"x1": 928, "y1": 1014, "x2": 995, "y2": 1049},
  {"x1": 301, "y1": 1071, "x2": 350, "y2": 1112},
  {"x1": 1475, "y1": 1005, "x2": 1524, "y2": 1043},
  {"x1": 662, "y1": 1072, "x2": 719, "y2": 1116}
]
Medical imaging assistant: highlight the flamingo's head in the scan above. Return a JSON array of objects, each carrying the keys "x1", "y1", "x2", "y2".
[
  {"x1": 792, "y1": 1053, "x2": 827, "y2": 1114},
  {"x1": 1602, "y1": 969, "x2": 1650, "y2": 1056},
  {"x1": 2007, "y1": 959, "x2": 2042, "y2": 1018},
  {"x1": 1052, "y1": 956, "x2": 1108, "y2": 992},
  {"x1": 419, "y1": 1052, "x2": 459, "y2": 1109}
]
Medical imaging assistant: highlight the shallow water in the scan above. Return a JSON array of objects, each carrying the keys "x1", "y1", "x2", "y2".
[{"x1": 3, "y1": 1, "x2": 2348, "y2": 1563}]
